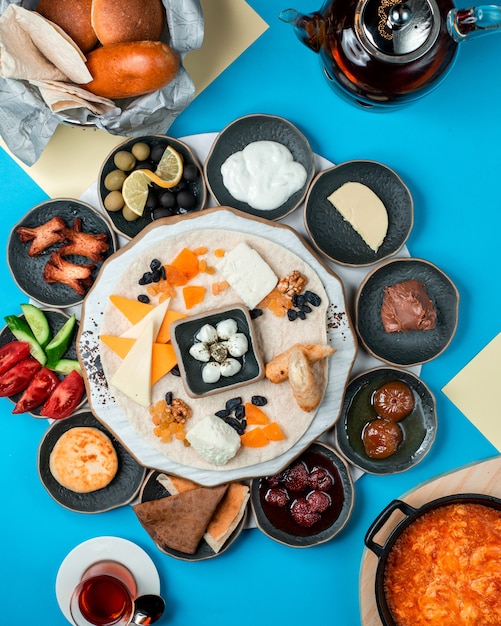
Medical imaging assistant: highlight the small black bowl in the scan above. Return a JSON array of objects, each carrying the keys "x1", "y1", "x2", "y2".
[
  {"x1": 38, "y1": 410, "x2": 146, "y2": 513},
  {"x1": 170, "y1": 304, "x2": 264, "y2": 398},
  {"x1": 98, "y1": 135, "x2": 207, "y2": 240},
  {"x1": 0, "y1": 307, "x2": 85, "y2": 417},
  {"x1": 8, "y1": 199, "x2": 116, "y2": 308},
  {"x1": 335, "y1": 367, "x2": 437, "y2": 474},
  {"x1": 205, "y1": 114, "x2": 315, "y2": 220},
  {"x1": 250, "y1": 442, "x2": 354, "y2": 548},
  {"x1": 138, "y1": 469, "x2": 248, "y2": 561},
  {"x1": 355, "y1": 258, "x2": 459, "y2": 367},
  {"x1": 304, "y1": 160, "x2": 413, "y2": 266}
]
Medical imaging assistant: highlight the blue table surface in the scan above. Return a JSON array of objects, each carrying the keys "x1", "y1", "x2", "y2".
[{"x1": 1, "y1": 1, "x2": 500, "y2": 624}]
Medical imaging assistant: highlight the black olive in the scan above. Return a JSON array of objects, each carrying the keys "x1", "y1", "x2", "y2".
[
  {"x1": 176, "y1": 190, "x2": 196, "y2": 210},
  {"x1": 150, "y1": 144, "x2": 166, "y2": 163},
  {"x1": 183, "y1": 163, "x2": 199, "y2": 181},
  {"x1": 159, "y1": 190, "x2": 176, "y2": 208},
  {"x1": 151, "y1": 207, "x2": 173, "y2": 220}
]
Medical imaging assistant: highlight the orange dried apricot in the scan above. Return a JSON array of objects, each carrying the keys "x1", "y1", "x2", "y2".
[
  {"x1": 262, "y1": 422, "x2": 285, "y2": 441},
  {"x1": 163, "y1": 264, "x2": 189, "y2": 286},
  {"x1": 170, "y1": 247, "x2": 200, "y2": 280},
  {"x1": 244, "y1": 402, "x2": 269, "y2": 425},
  {"x1": 259, "y1": 288, "x2": 293, "y2": 317},
  {"x1": 240, "y1": 427, "x2": 269, "y2": 448},
  {"x1": 183, "y1": 285, "x2": 206, "y2": 309}
]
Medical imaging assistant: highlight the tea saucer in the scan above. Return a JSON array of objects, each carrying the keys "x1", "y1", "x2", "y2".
[{"x1": 55, "y1": 536, "x2": 160, "y2": 622}]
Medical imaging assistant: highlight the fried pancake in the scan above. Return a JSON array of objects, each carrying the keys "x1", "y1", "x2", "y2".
[{"x1": 49, "y1": 426, "x2": 118, "y2": 493}]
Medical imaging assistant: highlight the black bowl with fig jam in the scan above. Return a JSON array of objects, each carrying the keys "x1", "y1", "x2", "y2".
[
  {"x1": 335, "y1": 367, "x2": 437, "y2": 475},
  {"x1": 250, "y1": 442, "x2": 354, "y2": 548}
]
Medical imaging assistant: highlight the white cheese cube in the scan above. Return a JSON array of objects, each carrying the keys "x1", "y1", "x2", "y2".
[
  {"x1": 186, "y1": 414, "x2": 241, "y2": 465},
  {"x1": 216, "y1": 242, "x2": 278, "y2": 309}
]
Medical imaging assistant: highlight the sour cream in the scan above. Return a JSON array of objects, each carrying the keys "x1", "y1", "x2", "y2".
[{"x1": 220, "y1": 140, "x2": 307, "y2": 211}]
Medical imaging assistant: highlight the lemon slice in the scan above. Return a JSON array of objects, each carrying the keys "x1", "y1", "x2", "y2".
[
  {"x1": 155, "y1": 145, "x2": 183, "y2": 187},
  {"x1": 135, "y1": 169, "x2": 178, "y2": 189},
  {"x1": 121, "y1": 170, "x2": 150, "y2": 217}
]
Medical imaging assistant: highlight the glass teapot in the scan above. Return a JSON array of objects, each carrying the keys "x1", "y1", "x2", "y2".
[{"x1": 280, "y1": 0, "x2": 501, "y2": 107}]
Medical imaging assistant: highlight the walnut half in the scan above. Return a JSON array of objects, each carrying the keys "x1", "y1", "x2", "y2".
[{"x1": 277, "y1": 270, "x2": 307, "y2": 298}]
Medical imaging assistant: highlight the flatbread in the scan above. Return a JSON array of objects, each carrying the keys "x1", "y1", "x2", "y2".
[
  {"x1": 133, "y1": 485, "x2": 228, "y2": 554},
  {"x1": 99, "y1": 229, "x2": 333, "y2": 471},
  {"x1": 49, "y1": 426, "x2": 118, "y2": 493}
]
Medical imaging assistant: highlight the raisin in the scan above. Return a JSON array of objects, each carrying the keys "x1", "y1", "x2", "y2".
[
  {"x1": 235, "y1": 404, "x2": 245, "y2": 419},
  {"x1": 299, "y1": 304, "x2": 312, "y2": 314},
  {"x1": 250, "y1": 308, "x2": 263, "y2": 319},
  {"x1": 305, "y1": 291, "x2": 321, "y2": 306},
  {"x1": 224, "y1": 416, "x2": 242, "y2": 432},
  {"x1": 165, "y1": 391, "x2": 173, "y2": 406},
  {"x1": 287, "y1": 309, "x2": 298, "y2": 321},
  {"x1": 298, "y1": 310, "x2": 306, "y2": 320},
  {"x1": 215, "y1": 409, "x2": 231, "y2": 419},
  {"x1": 170, "y1": 365, "x2": 181, "y2": 377},
  {"x1": 150, "y1": 259, "x2": 161, "y2": 271},
  {"x1": 137, "y1": 294, "x2": 150, "y2": 304},
  {"x1": 226, "y1": 397, "x2": 242, "y2": 411},
  {"x1": 139, "y1": 272, "x2": 152, "y2": 285},
  {"x1": 251, "y1": 395, "x2": 267, "y2": 406}
]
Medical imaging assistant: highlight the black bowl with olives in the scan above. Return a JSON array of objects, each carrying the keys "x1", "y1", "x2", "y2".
[{"x1": 98, "y1": 135, "x2": 207, "y2": 240}]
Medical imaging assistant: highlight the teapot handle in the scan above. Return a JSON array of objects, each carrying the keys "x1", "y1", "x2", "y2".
[{"x1": 448, "y1": 5, "x2": 501, "y2": 41}]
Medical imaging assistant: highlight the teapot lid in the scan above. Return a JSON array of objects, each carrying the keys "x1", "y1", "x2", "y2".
[{"x1": 355, "y1": 0, "x2": 441, "y2": 63}]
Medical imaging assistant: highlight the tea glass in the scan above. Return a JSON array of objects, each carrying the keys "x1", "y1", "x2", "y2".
[{"x1": 69, "y1": 560, "x2": 137, "y2": 626}]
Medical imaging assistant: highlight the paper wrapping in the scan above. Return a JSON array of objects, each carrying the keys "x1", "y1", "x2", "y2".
[{"x1": 0, "y1": 0, "x2": 204, "y2": 165}]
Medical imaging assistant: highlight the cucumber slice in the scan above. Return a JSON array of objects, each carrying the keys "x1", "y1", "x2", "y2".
[
  {"x1": 4, "y1": 315, "x2": 47, "y2": 365},
  {"x1": 44, "y1": 314, "x2": 77, "y2": 367},
  {"x1": 20, "y1": 303, "x2": 51, "y2": 347},
  {"x1": 50, "y1": 358, "x2": 81, "y2": 375}
]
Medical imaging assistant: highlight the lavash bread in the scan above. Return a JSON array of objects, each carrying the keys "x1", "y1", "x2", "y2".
[
  {"x1": 133, "y1": 485, "x2": 228, "y2": 554},
  {"x1": 36, "y1": 0, "x2": 98, "y2": 52},
  {"x1": 91, "y1": 0, "x2": 165, "y2": 45},
  {"x1": 83, "y1": 40, "x2": 179, "y2": 99},
  {"x1": 49, "y1": 426, "x2": 118, "y2": 493}
]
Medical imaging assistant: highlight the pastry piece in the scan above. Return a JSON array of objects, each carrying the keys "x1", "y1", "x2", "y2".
[
  {"x1": 49, "y1": 426, "x2": 118, "y2": 493},
  {"x1": 43, "y1": 251, "x2": 95, "y2": 295},
  {"x1": 265, "y1": 343, "x2": 335, "y2": 384},
  {"x1": 36, "y1": 0, "x2": 97, "y2": 52},
  {"x1": 381, "y1": 279, "x2": 437, "y2": 333},
  {"x1": 287, "y1": 348, "x2": 323, "y2": 412},
  {"x1": 16, "y1": 216, "x2": 67, "y2": 257},
  {"x1": 91, "y1": 0, "x2": 165, "y2": 45},
  {"x1": 59, "y1": 217, "x2": 110, "y2": 262},
  {"x1": 133, "y1": 485, "x2": 228, "y2": 555}
]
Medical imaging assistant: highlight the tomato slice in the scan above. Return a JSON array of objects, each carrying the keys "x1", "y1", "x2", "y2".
[
  {"x1": 0, "y1": 358, "x2": 41, "y2": 397},
  {"x1": 12, "y1": 367, "x2": 60, "y2": 414},
  {"x1": 40, "y1": 369, "x2": 85, "y2": 419},
  {"x1": 0, "y1": 341, "x2": 31, "y2": 376}
]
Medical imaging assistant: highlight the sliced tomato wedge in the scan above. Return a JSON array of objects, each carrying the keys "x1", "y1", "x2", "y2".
[
  {"x1": 40, "y1": 369, "x2": 85, "y2": 420},
  {"x1": 0, "y1": 341, "x2": 31, "y2": 376},
  {"x1": 0, "y1": 358, "x2": 41, "y2": 397},
  {"x1": 12, "y1": 367, "x2": 60, "y2": 414}
]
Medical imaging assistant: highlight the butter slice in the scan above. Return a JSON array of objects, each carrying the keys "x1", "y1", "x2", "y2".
[
  {"x1": 216, "y1": 242, "x2": 278, "y2": 309},
  {"x1": 327, "y1": 182, "x2": 388, "y2": 252},
  {"x1": 111, "y1": 321, "x2": 153, "y2": 407}
]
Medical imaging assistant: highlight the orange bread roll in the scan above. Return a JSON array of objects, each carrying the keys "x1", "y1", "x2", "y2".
[{"x1": 83, "y1": 40, "x2": 179, "y2": 99}]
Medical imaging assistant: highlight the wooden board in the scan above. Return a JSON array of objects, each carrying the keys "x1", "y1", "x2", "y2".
[{"x1": 359, "y1": 454, "x2": 501, "y2": 625}]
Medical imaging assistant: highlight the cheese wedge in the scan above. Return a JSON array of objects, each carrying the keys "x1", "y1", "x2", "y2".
[
  {"x1": 120, "y1": 298, "x2": 170, "y2": 342},
  {"x1": 327, "y1": 182, "x2": 388, "y2": 252},
  {"x1": 100, "y1": 335, "x2": 177, "y2": 385},
  {"x1": 111, "y1": 321, "x2": 153, "y2": 406}
]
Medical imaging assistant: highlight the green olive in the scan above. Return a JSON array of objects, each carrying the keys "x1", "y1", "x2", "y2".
[
  {"x1": 114, "y1": 150, "x2": 136, "y2": 171},
  {"x1": 122, "y1": 205, "x2": 140, "y2": 221},
  {"x1": 104, "y1": 169, "x2": 127, "y2": 191},
  {"x1": 104, "y1": 190, "x2": 125, "y2": 212},
  {"x1": 131, "y1": 142, "x2": 151, "y2": 161}
]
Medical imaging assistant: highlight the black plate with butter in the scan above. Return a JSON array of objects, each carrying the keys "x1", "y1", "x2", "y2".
[
  {"x1": 304, "y1": 160, "x2": 413, "y2": 266},
  {"x1": 38, "y1": 410, "x2": 146, "y2": 514}
]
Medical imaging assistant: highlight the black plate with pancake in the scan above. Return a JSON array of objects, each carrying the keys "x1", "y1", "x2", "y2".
[
  {"x1": 38, "y1": 410, "x2": 146, "y2": 513},
  {"x1": 304, "y1": 160, "x2": 413, "y2": 266},
  {"x1": 0, "y1": 308, "x2": 85, "y2": 417},
  {"x1": 204, "y1": 114, "x2": 315, "y2": 220},
  {"x1": 138, "y1": 469, "x2": 247, "y2": 561},
  {"x1": 335, "y1": 367, "x2": 437, "y2": 474},
  {"x1": 8, "y1": 199, "x2": 117, "y2": 308},
  {"x1": 355, "y1": 258, "x2": 459, "y2": 367}
]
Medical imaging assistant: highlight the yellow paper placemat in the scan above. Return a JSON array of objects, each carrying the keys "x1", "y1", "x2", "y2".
[
  {"x1": 442, "y1": 331, "x2": 501, "y2": 450},
  {"x1": 0, "y1": 0, "x2": 268, "y2": 198}
]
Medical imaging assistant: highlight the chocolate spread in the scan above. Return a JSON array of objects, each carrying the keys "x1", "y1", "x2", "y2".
[{"x1": 381, "y1": 279, "x2": 437, "y2": 333}]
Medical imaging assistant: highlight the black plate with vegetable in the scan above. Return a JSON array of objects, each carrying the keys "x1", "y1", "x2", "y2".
[{"x1": 0, "y1": 306, "x2": 85, "y2": 418}]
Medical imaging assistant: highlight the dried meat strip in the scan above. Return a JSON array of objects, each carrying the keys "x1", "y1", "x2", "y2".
[
  {"x1": 43, "y1": 251, "x2": 95, "y2": 296},
  {"x1": 59, "y1": 218, "x2": 110, "y2": 262},
  {"x1": 16, "y1": 216, "x2": 67, "y2": 257}
]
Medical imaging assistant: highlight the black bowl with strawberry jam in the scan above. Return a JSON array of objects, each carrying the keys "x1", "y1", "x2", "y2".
[{"x1": 250, "y1": 442, "x2": 354, "y2": 548}]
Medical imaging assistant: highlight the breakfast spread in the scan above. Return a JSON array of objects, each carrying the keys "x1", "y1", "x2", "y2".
[
  {"x1": 381, "y1": 279, "x2": 437, "y2": 333},
  {"x1": 383, "y1": 502, "x2": 501, "y2": 625},
  {"x1": 49, "y1": 426, "x2": 118, "y2": 493},
  {"x1": 96, "y1": 227, "x2": 335, "y2": 471},
  {"x1": 327, "y1": 181, "x2": 389, "y2": 252},
  {"x1": 220, "y1": 140, "x2": 308, "y2": 211}
]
